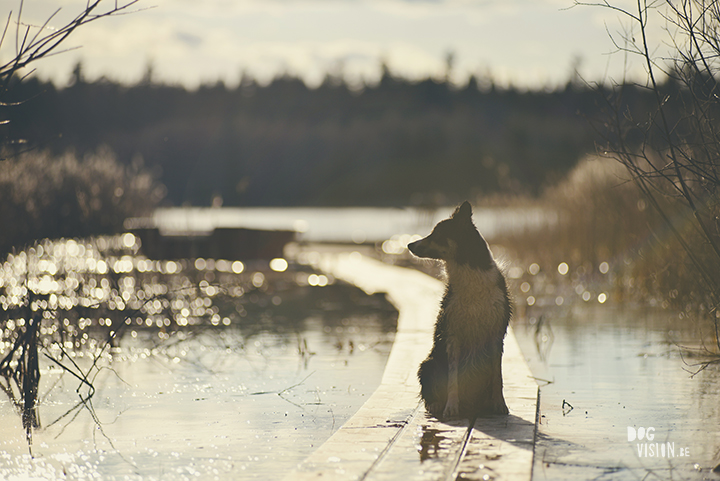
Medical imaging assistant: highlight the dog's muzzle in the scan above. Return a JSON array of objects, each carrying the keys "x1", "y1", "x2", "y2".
[{"x1": 407, "y1": 239, "x2": 426, "y2": 257}]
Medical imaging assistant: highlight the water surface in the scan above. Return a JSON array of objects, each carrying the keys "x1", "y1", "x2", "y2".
[
  {"x1": 139, "y1": 206, "x2": 556, "y2": 243},
  {"x1": 514, "y1": 305, "x2": 720, "y2": 480},
  {"x1": 0, "y1": 234, "x2": 397, "y2": 479},
  {"x1": 0, "y1": 318, "x2": 394, "y2": 479}
]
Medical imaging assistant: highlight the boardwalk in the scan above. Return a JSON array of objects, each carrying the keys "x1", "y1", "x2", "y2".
[{"x1": 287, "y1": 252, "x2": 538, "y2": 481}]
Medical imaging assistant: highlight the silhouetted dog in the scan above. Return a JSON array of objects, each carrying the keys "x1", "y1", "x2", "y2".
[{"x1": 408, "y1": 201, "x2": 510, "y2": 419}]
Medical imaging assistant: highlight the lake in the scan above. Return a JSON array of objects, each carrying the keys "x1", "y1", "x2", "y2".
[{"x1": 131, "y1": 205, "x2": 557, "y2": 243}]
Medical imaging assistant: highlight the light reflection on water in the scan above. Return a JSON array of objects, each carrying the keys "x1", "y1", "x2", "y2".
[
  {"x1": 0, "y1": 320, "x2": 395, "y2": 479},
  {"x1": 144, "y1": 206, "x2": 557, "y2": 243},
  {"x1": 0, "y1": 235, "x2": 397, "y2": 479},
  {"x1": 514, "y1": 305, "x2": 720, "y2": 480}
]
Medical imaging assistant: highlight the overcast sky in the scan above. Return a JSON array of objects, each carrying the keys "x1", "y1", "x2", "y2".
[{"x1": 2, "y1": 0, "x2": 659, "y2": 89}]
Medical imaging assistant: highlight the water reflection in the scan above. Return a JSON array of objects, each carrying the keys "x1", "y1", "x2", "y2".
[
  {"x1": 418, "y1": 427, "x2": 448, "y2": 462},
  {"x1": 514, "y1": 306, "x2": 720, "y2": 480},
  {"x1": 0, "y1": 235, "x2": 397, "y2": 478}
]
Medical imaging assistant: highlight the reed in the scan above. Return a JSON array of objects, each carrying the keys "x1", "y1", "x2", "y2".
[{"x1": 497, "y1": 155, "x2": 720, "y2": 352}]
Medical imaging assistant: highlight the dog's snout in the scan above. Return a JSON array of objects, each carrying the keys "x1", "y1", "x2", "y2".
[{"x1": 407, "y1": 239, "x2": 422, "y2": 255}]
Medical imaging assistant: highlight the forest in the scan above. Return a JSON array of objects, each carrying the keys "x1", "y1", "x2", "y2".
[{"x1": 0, "y1": 64, "x2": 650, "y2": 207}]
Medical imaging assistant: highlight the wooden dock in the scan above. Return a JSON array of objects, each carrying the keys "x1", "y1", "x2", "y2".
[{"x1": 287, "y1": 252, "x2": 538, "y2": 481}]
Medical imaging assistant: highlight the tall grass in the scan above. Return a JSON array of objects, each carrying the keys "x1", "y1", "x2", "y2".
[
  {"x1": 498, "y1": 156, "x2": 650, "y2": 275},
  {"x1": 499, "y1": 155, "x2": 720, "y2": 350}
]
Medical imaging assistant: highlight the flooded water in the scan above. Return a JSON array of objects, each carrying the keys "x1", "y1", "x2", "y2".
[
  {"x1": 0, "y1": 235, "x2": 397, "y2": 479},
  {"x1": 0, "y1": 322, "x2": 394, "y2": 479},
  {"x1": 4, "y1": 207, "x2": 720, "y2": 480},
  {"x1": 514, "y1": 305, "x2": 720, "y2": 480}
]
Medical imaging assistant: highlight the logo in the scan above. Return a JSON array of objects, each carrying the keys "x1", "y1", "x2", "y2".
[{"x1": 627, "y1": 426, "x2": 690, "y2": 458}]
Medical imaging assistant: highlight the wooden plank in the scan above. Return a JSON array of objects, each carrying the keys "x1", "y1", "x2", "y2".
[
  {"x1": 288, "y1": 252, "x2": 442, "y2": 480},
  {"x1": 287, "y1": 252, "x2": 537, "y2": 481},
  {"x1": 455, "y1": 331, "x2": 538, "y2": 481},
  {"x1": 367, "y1": 327, "x2": 537, "y2": 481}
]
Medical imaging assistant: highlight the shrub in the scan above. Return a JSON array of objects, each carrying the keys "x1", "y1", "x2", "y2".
[{"x1": 0, "y1": 148, "x2": 165, "y2": 254}]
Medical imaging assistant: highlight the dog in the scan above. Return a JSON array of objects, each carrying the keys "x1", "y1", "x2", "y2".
[{"x1": 408, "y1": 201, "x2": 510, "y2": 419}]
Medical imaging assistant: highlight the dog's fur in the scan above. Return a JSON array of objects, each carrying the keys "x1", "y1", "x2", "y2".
[{"x1": 408, "y1": 201, "x2": 510, "y2": 419}]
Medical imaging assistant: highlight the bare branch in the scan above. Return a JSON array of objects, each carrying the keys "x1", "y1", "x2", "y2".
[{"x1": 587, "y1": 0, "x2": 720, "y2": 351}]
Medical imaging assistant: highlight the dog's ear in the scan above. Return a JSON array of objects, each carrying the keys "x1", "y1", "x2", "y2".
[{"x1": 452, "y1": 201, "x2": 473, "y2": 220}]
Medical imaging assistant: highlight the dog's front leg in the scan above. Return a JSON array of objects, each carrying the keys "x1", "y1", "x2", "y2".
[{"x1": 443, "y1": 340, "x2": 460, "y2": 419}]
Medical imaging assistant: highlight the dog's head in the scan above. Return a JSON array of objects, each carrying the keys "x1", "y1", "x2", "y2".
[{"x1": 407, "y1": 201, "x2": 493, "y2": 269}]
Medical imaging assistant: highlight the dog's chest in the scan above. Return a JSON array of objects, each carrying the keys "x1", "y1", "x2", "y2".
[{"x1": 443, "y1": 264, "x2": 506, "y2": 339}]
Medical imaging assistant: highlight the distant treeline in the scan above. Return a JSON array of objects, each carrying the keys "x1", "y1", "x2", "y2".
[{"x1": 0, "y1": 66, "x2": 656, "y2": 206}]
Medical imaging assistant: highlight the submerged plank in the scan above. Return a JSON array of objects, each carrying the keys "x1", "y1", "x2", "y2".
[{"x1": 287, "y1": 252, "x2": 537, "y2": 481}]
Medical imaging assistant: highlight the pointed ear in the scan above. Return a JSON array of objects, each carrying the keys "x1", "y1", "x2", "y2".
[{"x1": 452, "y1": 201, "x2": 473, "y2": 220}]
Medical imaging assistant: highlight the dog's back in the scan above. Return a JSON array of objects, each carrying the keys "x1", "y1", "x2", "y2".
[{"x1": 409, "y1": 201, "x2": 510, "y2": 419}]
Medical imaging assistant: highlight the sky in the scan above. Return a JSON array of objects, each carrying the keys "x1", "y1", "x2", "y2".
[{"x1": 1, "y1": 0, "x2": 662, "y2": 90}]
